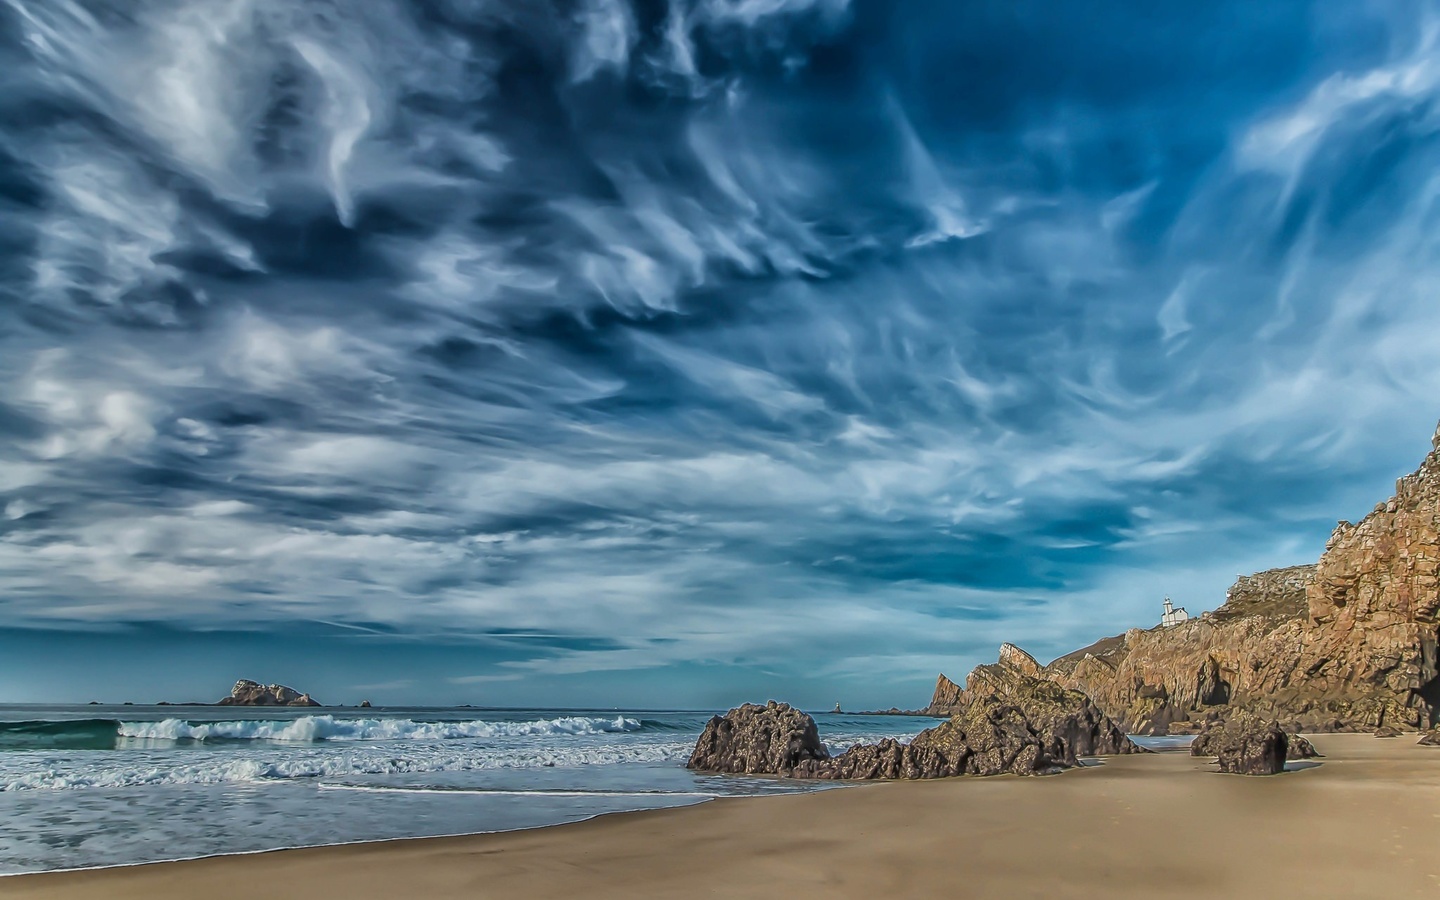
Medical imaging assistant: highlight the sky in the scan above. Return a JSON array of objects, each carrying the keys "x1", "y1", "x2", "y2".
[{"x1": 2, "y1": 0, "x2": 1440, "y2": 709}]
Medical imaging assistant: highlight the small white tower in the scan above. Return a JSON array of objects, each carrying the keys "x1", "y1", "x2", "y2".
[{"x1": 1161, "y1": 596, "x2": 1189, "y2": 628}]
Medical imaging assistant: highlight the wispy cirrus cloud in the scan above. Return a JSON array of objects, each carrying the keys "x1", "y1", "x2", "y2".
[{"x1": 1, "y1": 0, "x2": 1439, "y2": 705}]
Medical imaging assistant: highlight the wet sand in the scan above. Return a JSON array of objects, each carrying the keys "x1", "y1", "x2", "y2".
[{"x1": 7, "y1": 734, "x2": 1438, "y2": 899}]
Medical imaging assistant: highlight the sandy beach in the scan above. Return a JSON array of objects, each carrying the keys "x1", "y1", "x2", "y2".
[{"x1": 5, "y1": 734, "x2": 1436, "y2": 899}]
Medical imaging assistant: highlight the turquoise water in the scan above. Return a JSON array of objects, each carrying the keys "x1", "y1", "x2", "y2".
[{"x1": 0, "y1": 704, "x2": 940, "y2": 875}]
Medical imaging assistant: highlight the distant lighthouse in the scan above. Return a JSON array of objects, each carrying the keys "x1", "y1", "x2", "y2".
[{"x1": 1160, "y1": 596, "x2": 1189, "y2": 627}]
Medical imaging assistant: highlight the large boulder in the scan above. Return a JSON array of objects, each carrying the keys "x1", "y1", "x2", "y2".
[
  {"x1": 1287, "y1": 734, "x2": 1322, "y2": 759},
  {"x1": 687, "y1": 701, "x2": 830, "y2": 775},
  {"x1": 1191, "y1": 714, "x2": 1289, "y2": 775},
  {"x1": 217, "y1": 679, "x2": 321, "y2": 707}
]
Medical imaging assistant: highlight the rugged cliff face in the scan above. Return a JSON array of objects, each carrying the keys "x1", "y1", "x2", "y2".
[{"x1": 1005, "y1": 425, "x2": 1440, "y2": 734}]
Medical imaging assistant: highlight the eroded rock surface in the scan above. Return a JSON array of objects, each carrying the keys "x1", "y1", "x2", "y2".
[
  {"x1": 1191, "y1": 714, "x2": 1289, "y2": 775},
  {"x1": 217, "y1": 679, "x2": 321, "y2": 707}
]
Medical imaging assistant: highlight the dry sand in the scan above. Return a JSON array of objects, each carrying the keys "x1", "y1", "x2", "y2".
[{"x1": 7, "y1": 734, "x2": 1439, "y2": 899}]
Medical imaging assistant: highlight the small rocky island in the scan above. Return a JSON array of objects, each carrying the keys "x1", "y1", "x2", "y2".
[{"x1": 216, "y1": 679, "x2": 321, "y2": 707}]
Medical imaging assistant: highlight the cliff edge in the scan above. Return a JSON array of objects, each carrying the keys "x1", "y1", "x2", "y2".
[{"x1": 958, "y1": 423, "x2": 1440, "y2": 734}]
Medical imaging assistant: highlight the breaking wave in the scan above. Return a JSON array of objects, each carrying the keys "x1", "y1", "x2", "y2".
[
  {"x1": 115, "y1": 715, "x2": 643, "y2": 743},
  {"x1": 0, "y1": 740, "x2": 694, "y2": 792}
]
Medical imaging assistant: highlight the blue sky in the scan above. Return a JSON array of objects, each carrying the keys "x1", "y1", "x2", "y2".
[{"x1": 2, "y1": 0, "x2": 1439, "y2": 708}]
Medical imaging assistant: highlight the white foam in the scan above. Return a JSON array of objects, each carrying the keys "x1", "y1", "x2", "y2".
[
  {"x1": 115, "y1": 715, "x2": 642, "y2": 743},
  {"x1": 0, "y1": 740, "x2": 694, "y2": 792}
]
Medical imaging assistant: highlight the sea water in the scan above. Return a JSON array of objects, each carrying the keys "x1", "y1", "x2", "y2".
[{"x1": 0, "y1": 704, "x2": 939, "y2": 875}]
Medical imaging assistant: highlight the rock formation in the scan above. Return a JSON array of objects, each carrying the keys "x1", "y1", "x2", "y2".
[
  {"x1": 796, "y1": 698, "x2": 1054, "y2": 779},
  {"x1": 1417, "y1": 729, "x2": 1440, "y2": 746},
  {"x1": 690, "y1": 685, "x2": 1136, "y2": 781},
  {"x1": 216, "y1": 679, "x2": 321, "y2": 707},
  {"x1": 932, "y1": 644, "x2": 1141, "y2": 762},
  {"x1": 1190, "y1": 714, "x2": 1289, "y2": 775},
  {"x1": 1010, "y1": 422, "x2": 1440, "y2": 734}
]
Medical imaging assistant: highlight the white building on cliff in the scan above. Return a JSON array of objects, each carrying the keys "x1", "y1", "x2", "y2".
[{"x1": 1160, "y1": 597, "x2": 1189, "y2": 628}]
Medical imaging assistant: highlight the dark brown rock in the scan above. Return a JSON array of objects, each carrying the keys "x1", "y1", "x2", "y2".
[
  {"x1": 216, "y1": 679, "x2": 322, "y2": 707},
  {"x1": 1286, "y1": 734, "x2": 1321, "y2": 759},
  {"x1": 1417, "y1": 729, "x2": 1440, "y2": 746},
  {"x1": 686, "y1": 701, "x2": 829, "y2": 775},
  {"x1": 1374, "y1": 724, "x2": 1402, "y2": 738},
  {"x1": 1191, "y1": 714, "x2": 1289, "y2": 775},
  {"x1": 359, "y1": 700, "x2": 372, "y2": 708}
]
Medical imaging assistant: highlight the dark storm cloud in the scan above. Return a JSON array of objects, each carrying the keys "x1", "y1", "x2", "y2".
[{"x1": 2, "y1": 0, "x2": 1440, "y2": 702}]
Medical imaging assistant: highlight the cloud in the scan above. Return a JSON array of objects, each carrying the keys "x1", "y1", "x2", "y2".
[{"x1": 1, "y1": 0, "x2": 1439, "y2": 705}]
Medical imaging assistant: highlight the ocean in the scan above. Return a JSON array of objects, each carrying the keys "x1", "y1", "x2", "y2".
[{"x1": 0, "y1": 704, "x2": 941, "y2": 876}]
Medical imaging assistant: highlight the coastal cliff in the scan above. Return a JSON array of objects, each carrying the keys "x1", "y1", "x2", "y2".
[{"x1": 943, "y1": 424, "x2": 1440, "y2": 734}]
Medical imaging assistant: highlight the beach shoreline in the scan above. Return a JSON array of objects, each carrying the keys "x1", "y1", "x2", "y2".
[{"x1": 7, "y1": 734, "x2": 1438, "y2": 899}]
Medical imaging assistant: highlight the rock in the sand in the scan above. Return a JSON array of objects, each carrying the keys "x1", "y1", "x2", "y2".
[
  {"x1": 687, "y1": 701, "x2": 830, "y2": 775},
  {"x1": 1287, "y1": 734, "x2": 1321, "y2": 759},
  {"x1": 217, "y1": 679, "x2": 322, "y2": 707},
  {"x1": 1190, "y1": 714, "x2": 1289, "y2": 775},
  {"x1": 1417, "y1": 729, "x2": 1440, "y2": 746},
  {"x1": 1374, "y1": 724, "x2": 1402, "y2": 738}
]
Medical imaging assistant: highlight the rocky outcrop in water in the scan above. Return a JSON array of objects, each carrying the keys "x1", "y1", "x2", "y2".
[
  {"x1": 216, "y1": 679, "x2": 321, "y2": 707},
  {"x1": 1190, "y1": 714, "x2": 1289, "y2": 775},
  {"x1": 1018, "y1": 423, "x2": 1440, "y2": 734}
]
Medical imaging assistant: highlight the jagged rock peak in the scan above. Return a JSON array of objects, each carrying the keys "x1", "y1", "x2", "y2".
[
  {"x1": 928, "y1": 673, "x2": 963, "y2": 715},
  {"x1": 998, "y1": 642, "x2": 1041, "y2": 676}
]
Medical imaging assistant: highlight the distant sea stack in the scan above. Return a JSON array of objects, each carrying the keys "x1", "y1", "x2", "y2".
[
  {"x1": 959, "y1": 421, "x2": 1440, "y2": 735},
  {"x1": 217, "y1": 679, "x2": 321, "y2": 707}
]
